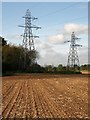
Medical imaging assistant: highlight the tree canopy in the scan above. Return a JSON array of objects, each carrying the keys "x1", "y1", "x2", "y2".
[{"x1": 2, "y1": 37, "x2": 39, "y2": 74}]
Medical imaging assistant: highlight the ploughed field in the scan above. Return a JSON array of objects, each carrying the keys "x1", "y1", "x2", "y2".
[{"x1": 2, "y1": 74, "x2": 89, "y2": 119}]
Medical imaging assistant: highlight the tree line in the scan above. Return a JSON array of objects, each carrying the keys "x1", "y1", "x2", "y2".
[
  {"x1": 1, "y1": 37, "x2": 90, "y2": 75},
  {"x1": 1, "y1": 37, "x2": 39, "y2": 75}
]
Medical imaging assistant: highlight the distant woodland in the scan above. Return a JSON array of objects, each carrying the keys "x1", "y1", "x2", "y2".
[{"x1": 0, "y1": 37, "x2": 90, "y2": 75}]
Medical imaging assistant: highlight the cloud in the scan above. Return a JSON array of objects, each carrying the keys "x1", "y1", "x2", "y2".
[
  {"x1": 38, "y1": 48, "x2": 67, "y2": 66},
  {"x1": 5, "y1": 34, "x2": 22, "y2": 40},
  {"x1": 35, "y1": 39, "x2": 52, "y2": 50},
  {"x1": 79, "y1": 52, "x2": 88, "y2": 65},
  {"x1": 64, "y1": 23, "x2": 88, "y2": 34},
  {"x1": 38, "y1": 47, "x2": 88, "y2": 66},
  {"x1": 4, "y1": 34, "x2": 22, "y2": 45},
  {"x1": 48, "y1": 34, "x2": 64, "y2": 44},
  {"x1": 14, "y1": 35, "x2": 22, "y2": 39},
  {"x1": 47, "y1": 23, "x2": 88, "y2": 45},
  {"x1": 37, "y1": 42, "x2": 50, "y2": 49}
]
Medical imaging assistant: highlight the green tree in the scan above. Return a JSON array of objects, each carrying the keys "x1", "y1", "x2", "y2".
[
  {"x1": 56, "y1": 64, "x2": 63, "y2": 72},
  {"x1": 2, "y1": 45, "x2": 20, "y2": 72},
  {"x1": 80, "y1": 64, "x2": 90, "y2": 71},
  {"x1": 44, "y1": 65, "x2": 54, "y2": 73},
  {"x1": 0, "y1": 37, "x2": 7, "y2": 46},
  {"x1": 2, "y1": 44, "x2": 39, "y2": 74}
]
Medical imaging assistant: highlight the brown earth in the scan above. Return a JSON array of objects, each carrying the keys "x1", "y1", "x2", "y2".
[{"x1": 1, "y1": 74, "x2": 89, "y2": 119}]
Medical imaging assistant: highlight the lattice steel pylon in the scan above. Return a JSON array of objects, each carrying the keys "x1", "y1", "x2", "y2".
[
  {"x1": 19, "y1": 9, "x2": 41, "y2": 50},
  {"x1": 66, "y1": 32, "x2": 82, "y2": 71},
  {"x1": 19, "y1": 9, "x2": 41, "y2": 69}
]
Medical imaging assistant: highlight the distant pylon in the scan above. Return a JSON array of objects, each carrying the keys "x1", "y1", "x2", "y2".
[
  {"x1": 66, "y1": 32, "x2": 82, "y2": 71},
  {"x1": 19, "y1": 9, "x2": 41, "y2": 51}
]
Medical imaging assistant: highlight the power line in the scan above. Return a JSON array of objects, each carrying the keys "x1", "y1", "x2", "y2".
[
  {"x1": 37, "y1": 16, "x2": 87, "y2": 38},
  {"x1": 37, "y1": 3, "x2": 87, "y2": 31},
  {"x1": 42, "y1": 16, "x2": 87, "y2": 30},
  {"x1": 39, "y1": 2, "x2": 81, "y2": 18}
]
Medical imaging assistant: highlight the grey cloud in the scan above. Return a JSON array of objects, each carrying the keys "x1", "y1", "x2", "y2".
[{"x1": 38, "y1": 49, "x2": 67, "y2": 66}]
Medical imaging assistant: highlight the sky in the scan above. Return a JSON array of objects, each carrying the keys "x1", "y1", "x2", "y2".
[{"x1": 1, "y1": 2, "x2": 88, "y2": 66}]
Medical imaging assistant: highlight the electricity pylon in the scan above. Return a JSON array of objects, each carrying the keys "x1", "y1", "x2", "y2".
[
  {"x1": 64, "y1": 32, "x2": 82, "y2": 71},
  {"x1": 19, "y1": 9, "x2": 41, "y2": 69},
  {"x1": 19, "y1": 9, "x2": 41, "y2": 50}
]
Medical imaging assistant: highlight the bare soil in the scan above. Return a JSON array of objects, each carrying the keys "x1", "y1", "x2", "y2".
[{"x1": 2, "y1": 74, "x2": 89, "y2": 119}]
